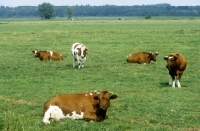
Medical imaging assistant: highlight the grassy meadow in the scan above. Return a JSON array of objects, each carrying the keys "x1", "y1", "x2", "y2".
[{"x1": 0, "y1": 17, "x2": 200, "y2": 131}]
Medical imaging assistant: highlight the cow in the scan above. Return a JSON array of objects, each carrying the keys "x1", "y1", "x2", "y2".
[
  {"x1": 164, "y1": 53, "x2": 187, "y2": 88},
  {"x1": 71, "y1": 43, "x2": 88, "y2": 69},
  {"x1": 42, "y1": 90, "x2": 118, "y2": 124},
  {"x1": 32, "y1": 49, "x2": 63, "y2": 61},
  {"x1": 126, "y1": 52, "x2": 158, "y2": 64}
]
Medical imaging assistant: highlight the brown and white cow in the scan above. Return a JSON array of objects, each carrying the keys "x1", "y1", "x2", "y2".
[
  {"x1": 71, "y1": 43, "x2": 88, "y2": 69},
  {"x1": 126, "y1": 52, "x2": 158, "y2": 64},
  {"x1": 32, "y1": 49, "x2": 63, "y2": 61},
  {"x1": 42, "y1": 90, "x2": 117, "y2": 124},
  {"x1": 164, "y1": 53, "x2": 187, "y2": 88}
]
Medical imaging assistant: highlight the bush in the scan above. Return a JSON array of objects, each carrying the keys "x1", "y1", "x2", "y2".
[{"x1": 145, "y1": 14, "x2": 151, "y2": 19}]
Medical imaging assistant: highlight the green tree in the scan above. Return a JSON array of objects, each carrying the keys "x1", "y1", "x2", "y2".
[
  {"x1": 38, "y1": 2, "x2": 55, "y2": 19},
  {"x1": 67, "y1": 7, "x2": 73, "y2": 19},
  {"x1": 145, "y1": 14, "x2": 151, "y2": 19}
]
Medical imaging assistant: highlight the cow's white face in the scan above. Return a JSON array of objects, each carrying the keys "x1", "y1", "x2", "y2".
[
  {"x1": 164, "y1": 55, "x2": 177, "y2": 69},
  {"x1": 32, "y1": 49, "x2": 40, "y2": 57},
  {"x1": 77, "y1": 46, "x2": 87, "y2": 58}
]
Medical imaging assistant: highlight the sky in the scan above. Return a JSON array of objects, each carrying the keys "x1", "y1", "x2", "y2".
[{"x1": 0, "y1": 0, "x2": 199, "y2": 7}]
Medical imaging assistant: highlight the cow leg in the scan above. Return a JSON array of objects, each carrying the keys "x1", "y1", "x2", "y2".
[
  {"x1": 78, "y1": 63, "x2": 81, "y2": 69},
  {"x1": 176, "y1": 75, "x2": 181, "y2": 88},
  {"x1": 77, "y1": 59, "x2": 82, "y2": 69},
  {"x1": 168, "y1": 75, "x2": 173, "y2": 86},
  {"x1": 43, "y1": 107, "x2": 53, "y2": 124},
  {"x1": 81, "y1": 62, "x2": 84, "y2": 68},
  {"x1": 170, "y1": 75, "x2": 176, "y2": 88},
  {"x1": 72, "y1": 57, "x2": 76, "y2": 68},
  {"x1": 43, "y1": 105, "x2": 65, "y2": 124},
  {"x1": 172, "y1": 80, "x2": 176, "y2": 88}
]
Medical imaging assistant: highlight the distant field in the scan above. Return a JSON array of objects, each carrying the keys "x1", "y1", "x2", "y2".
[{"x1": 0, "y1": 17, "x2": 200, "y2": 131}]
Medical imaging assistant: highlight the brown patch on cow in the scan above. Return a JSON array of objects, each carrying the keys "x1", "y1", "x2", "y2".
[
  {"x1": 74, "y1": 44, "x2": 81, "y2": 49},
  {"x1": 77, "y1": 48, "x2": 81, "y2": 56},
  {"x1": 83, "y1": 48, "x2": 88, "y2": 57}
]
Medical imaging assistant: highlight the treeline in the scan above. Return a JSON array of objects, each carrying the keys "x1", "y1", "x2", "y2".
[{"x1": 0, "y1": 3, "x2": 200, "y2": 17}]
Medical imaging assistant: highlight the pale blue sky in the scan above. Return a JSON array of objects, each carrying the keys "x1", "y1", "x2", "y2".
[{"x1": 1, "y1": 0, "x2": 199, "y2": 7}]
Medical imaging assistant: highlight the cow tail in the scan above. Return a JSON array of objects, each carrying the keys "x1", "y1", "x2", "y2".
[{"x1": 126, "y1": 56, "x2": 129, "y2": 62}]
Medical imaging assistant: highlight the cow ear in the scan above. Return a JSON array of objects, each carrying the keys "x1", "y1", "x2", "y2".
[
  {"x1": 173, "y1": 56, "x2": 177, "y2": 60},
  {"x1": 85, "y1": 48, "x2": 88, "y2": 54},
  {"x1": 94, "y1": 96, "x2": 99, "y2": 100},
  {"x1": 155, "y1": 52, "x2": 158, "y2": 55},
  {"x1": 164, "y1": 56, "x2": 168, "y2": 60},
  {"x1": 110, "y1": 95, "x2": 117, "y2": 99}
]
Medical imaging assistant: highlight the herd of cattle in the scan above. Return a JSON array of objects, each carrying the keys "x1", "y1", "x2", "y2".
[{"x1": 32, "y1": 42, "x2": 187, "y2": 124}]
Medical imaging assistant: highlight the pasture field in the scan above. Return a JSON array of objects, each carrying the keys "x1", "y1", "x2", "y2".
[{"x1": 0, "y1": 17, "x2": 200, "y2": 131}]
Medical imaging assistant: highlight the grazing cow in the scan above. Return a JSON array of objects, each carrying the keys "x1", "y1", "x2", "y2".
[
  {"x1": 164, "y1": 53, "x2": 187, "y2": 88},
  {"x1": 126, "y1": 52, "x2": 158, "y2": 64},
  {"x1": 32, "y1": 49, "x2": 63, "y2": 61},
  {"x1": 42, "y1": 90, "x2": 117, "y2": 124},
  {"x1": 71, "y1": 43, "x2": 88, "y2": 69}
]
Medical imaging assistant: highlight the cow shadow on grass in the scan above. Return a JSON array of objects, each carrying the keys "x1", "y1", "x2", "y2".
[
  {"x1": 65, "y1": 64, "x2": 84, "y2": 69},
  {"x1": 66, "y1": 64, "x2": 73, "y2": 68},
  {"x1": 159, "y1": 82, "x2": 170, "y2": 88}
]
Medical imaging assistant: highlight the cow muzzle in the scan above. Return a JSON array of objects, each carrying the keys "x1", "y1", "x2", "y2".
[
  {"x1": 100, "y1": 106, "x2": 107, "y2": 110},
  {"x1": 166, "y1": 65, "x2": 171, "y2": 70}
]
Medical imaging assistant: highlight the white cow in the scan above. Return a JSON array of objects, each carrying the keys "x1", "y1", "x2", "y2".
[{"x1": 71, "y1": 43, "x2": 88, "y2": 69}]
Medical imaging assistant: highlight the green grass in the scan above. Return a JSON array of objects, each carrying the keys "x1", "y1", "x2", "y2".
[{"x1": 0, "y1": 17, "x2": 200, "y2": 131}]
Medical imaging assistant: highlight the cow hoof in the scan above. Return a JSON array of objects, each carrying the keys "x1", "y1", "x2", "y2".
[{"x1": 43, "y1": 120, "x2": 50, "y2": 125}]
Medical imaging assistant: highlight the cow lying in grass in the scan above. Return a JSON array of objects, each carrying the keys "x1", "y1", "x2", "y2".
[
  {"x1": 126, "y1": 52, "x2": 158, "y2": 64},
  {"x1": 32, "y1": 49, "x2": 63, "y2": 61},
  {"x1": 43, "y1": 90, "x2": 117, "y2": 124}
]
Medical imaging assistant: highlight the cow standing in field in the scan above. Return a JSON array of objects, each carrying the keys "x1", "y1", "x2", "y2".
[
  {"x1": 71, "y1": 43, "x2": 88, "y2": 69},
  {"x1": 32, "y1": 49, "x2": 63, "y2": 61},
  {"x1": 164, "y1": 53, "x2": 187, "y2": 88},
  {"x1": 42, "y1": 90, "x2": 118, "y2": 124},
  {"x1": 126, "y1": 52, "x2": 158, "y2": 64}
]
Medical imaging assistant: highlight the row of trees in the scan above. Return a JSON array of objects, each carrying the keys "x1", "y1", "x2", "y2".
[{"x1": 0, "y1": 3, "x2": 200, "y2": 19}]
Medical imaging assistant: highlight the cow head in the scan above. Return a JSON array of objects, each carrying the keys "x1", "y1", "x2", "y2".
[
  {"x1": 164, "y1": 54, "x2": 177, "y2": 70},
  {"x1": 94, "y1": 91, "x2": 117, "y2": 110},
  {"x1": 77, "y1": 45, "x2": 88, "y2": 58},
  {"x1": 149, "y1": 52, "x2": 158, "y2": 61},
  {"x1": 32, "y1": 49, "x2": 40, "y2": 57}
]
